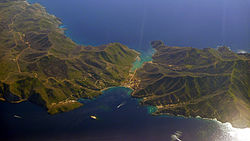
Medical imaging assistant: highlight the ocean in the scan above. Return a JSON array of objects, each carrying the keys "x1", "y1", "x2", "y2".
[
  {"x1": 0, "y1": 87, "x2": 238, "y2": 141},
  {"x1": 1, "y1": 0, "x2": 250, "y2": 140},
  {"x1": 28, "y1": 0, "x2": 250, "y2": 53}
]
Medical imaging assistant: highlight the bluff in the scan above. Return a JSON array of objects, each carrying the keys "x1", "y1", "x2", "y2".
[
  {"x1": 132, "y1": 41, "x2": 250, "y2": 128},
  {"x1": 0, "y1": 0, "x2": 139, "y2": 114}
]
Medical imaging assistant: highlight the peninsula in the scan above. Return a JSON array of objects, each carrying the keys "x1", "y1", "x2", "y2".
[
  {"x1": 0, "y1": 0, "x2": 139, "y2": 114},
  {"x1": 131, "y1": 41, "x2": 250, "y2": 128},
  {"x1": 1, "y1": 0, "x2": 249, "y2": 129}
]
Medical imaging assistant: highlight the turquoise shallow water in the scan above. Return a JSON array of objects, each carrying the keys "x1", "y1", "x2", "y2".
[
  {"x1": 131, "y1": 49, "x2": 154, "y2": 71},
  {"x1": 1, "y1": 0, "x2": 248, "y2": 140},
  {"x1": 0, "y1": 87, "x2": 234, "y2": 141}
]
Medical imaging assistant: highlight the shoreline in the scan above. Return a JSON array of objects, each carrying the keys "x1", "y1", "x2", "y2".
[
  {"x1": 25, "y1": 0, "x2": 155, "y2": 54},
  {"x1": 99, "y1": 86, "x2": 250, "y2": 129},
  {"x1": 25, "y1": 0, "x2": 250, "y2": 53},
  {"x1": 22, "y1": 0, "x2": 249, "y2": 129}
]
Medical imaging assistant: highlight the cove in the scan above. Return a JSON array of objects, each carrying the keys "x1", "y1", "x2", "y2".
[
  {"x1": 1, "y1": 0, "x2": 248, "y2": 140},
  {"x1": 0, "y1": 87, "x2": 234, "y2": 141}
]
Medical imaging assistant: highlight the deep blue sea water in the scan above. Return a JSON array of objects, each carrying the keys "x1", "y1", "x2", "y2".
[
  {"x1": 0, "y1": 87, "x2": 235, "y2": 141},
  {"x1": 28, "y1": 0, "x2": 250, "y2": 53},
  {"x1": 1, "y1": 0, "x2": 249, "y2": 140}
]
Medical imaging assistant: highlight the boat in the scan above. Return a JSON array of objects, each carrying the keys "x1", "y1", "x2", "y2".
[
  {"x1": 14, "y1": 115, "x2": 22, "y2": 119},
  {"x1": 117, "y1": 102, "x2": 126, "y2": 109},
  {"x1": 90, "y1": 115, "x2": 97, "y2": 120}
]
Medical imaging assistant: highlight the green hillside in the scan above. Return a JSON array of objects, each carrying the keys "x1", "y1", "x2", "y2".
[
  {"x1": 0, "y1": 0, "x2": 139, "y2": 114},
  {"x1": 132, "y1": 41, "x2": 250, "y2": 128}
]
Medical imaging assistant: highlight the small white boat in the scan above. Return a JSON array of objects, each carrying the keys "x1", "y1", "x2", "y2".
[
  {"x1": 14, "y1": 115, "x2": 22, "y2": 119},
  {"x1": 90, "y1": 115, "x2": 97, "y2": 120},
  {"x1": 117, "y1": 102, "x2": 126, "y2": 109}
]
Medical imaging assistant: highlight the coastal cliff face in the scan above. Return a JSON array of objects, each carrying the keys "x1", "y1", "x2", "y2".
[
  {"x1": 1, "y1": 0, "x2": 249, "y2": 129},
  {"x1": 132, "y1": 41, "x2": 250, "y2": 128},
  {"x1": 0, "y1": 0, "x2": 139, "y2": 114}
]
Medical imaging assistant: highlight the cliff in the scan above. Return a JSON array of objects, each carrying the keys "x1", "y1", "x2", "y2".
[
  {"x1": 132, "y1": 41, "x2": 250, "y2": 128},
  {"x1": 0, "y1": 0, "x2": 139, "y2": 114}
]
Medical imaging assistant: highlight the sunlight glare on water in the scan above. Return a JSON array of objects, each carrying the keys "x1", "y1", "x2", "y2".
[
  {"x1": 223, "y1": 123, "x2": 250, "y2": 141},
  {"x1": 217, "y1": 121, "x2": 250, "y2": 141}
]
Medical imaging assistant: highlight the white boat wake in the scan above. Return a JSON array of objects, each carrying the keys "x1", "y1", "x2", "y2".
[
  {"x1": 117, "y1": 101, "x2": 126, "y2": 109},
  {"x1": 171, "y1": 131, "x2": 182, "y2": 141},
  {"x1": 13, "y1": 115, "x2": 22, "y2": 119}
]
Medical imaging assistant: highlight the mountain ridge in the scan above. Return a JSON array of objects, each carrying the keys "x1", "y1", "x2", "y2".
[
  {"x1": 0, "y1": 0, "x2": 139, "y2": 114},
  {"x1": 0, "y1": 0, "x2": 249, "y2": 129},
  {"x1": 131, "y1": 41, "x2": 250, "y2": 128}
]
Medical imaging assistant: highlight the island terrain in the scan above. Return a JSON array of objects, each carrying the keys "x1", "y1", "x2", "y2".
[
  {"x1": 0, "y1": 0, "x2": 139, "y2": 114},
  {"x1": 0, "y1": 0, "x2": 249, "y2": 128},
  {"x1": 131, "y1": 41, "x2": 250, "y2": 128}
]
